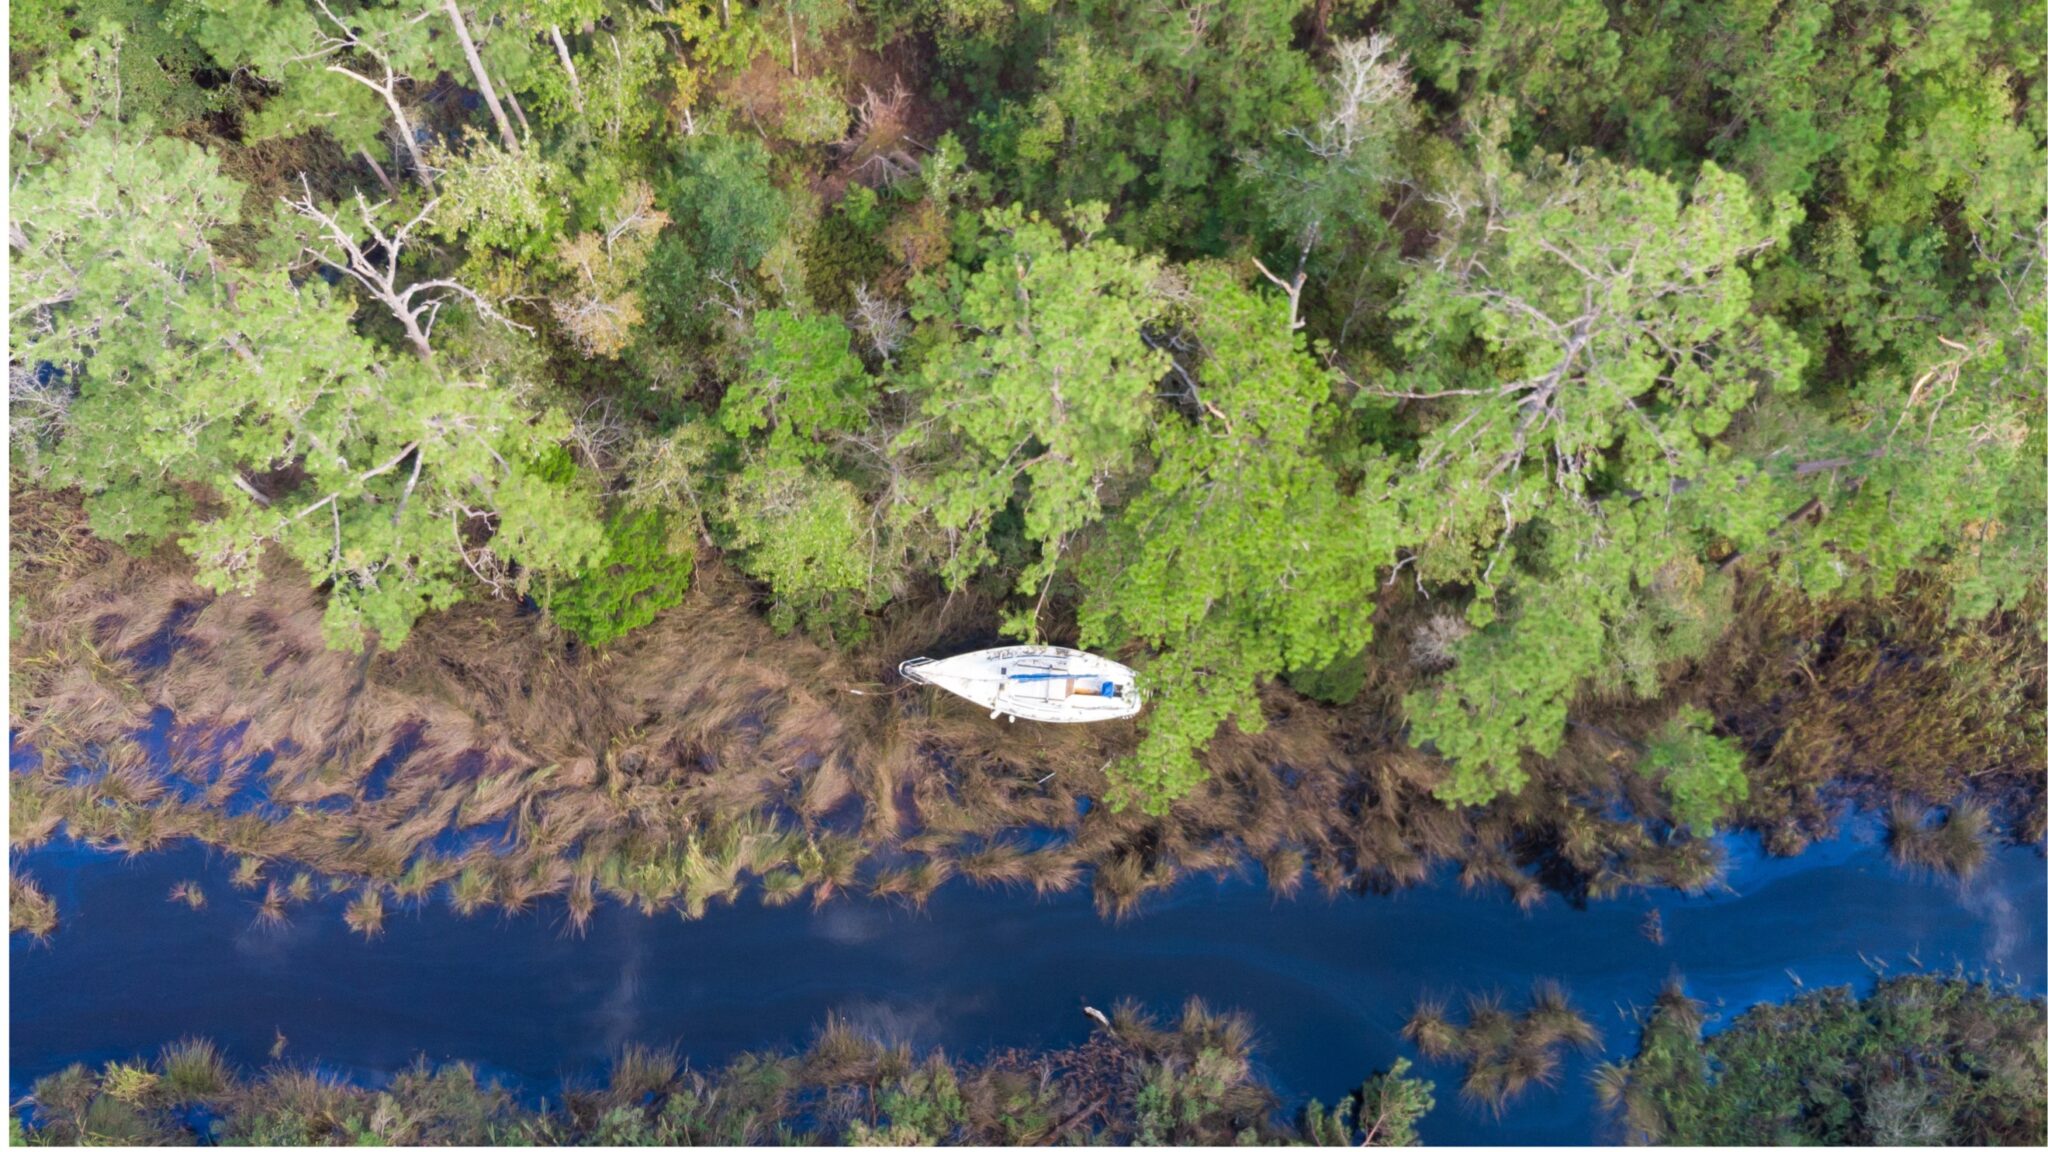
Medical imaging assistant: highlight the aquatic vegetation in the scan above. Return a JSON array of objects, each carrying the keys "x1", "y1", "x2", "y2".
[
  {"x1": 448, "y1": 865, "x2": 496, "y2": 917},
  {"x1": 167, "y1": 881, "x2": 206, "y2": 910},
  {"x1": 1889, "y1": 801, "x2": 1994, "y2": 879},
  {"x1": 1401, "y1": 998, "x2": 1463, "y2": 1061},
  {"x1": 252, "y1": 882, "x2": 289, "y2": 929},
  {"x1": 12, "y1": 483, "x2": 2032, "y2": 931},
  {"x1": 1595, "y1": 973, "x2": 2046, "y2": 1145},
  {"x1": 10, "y1": 998, "x2": 1424, "y2": 1145},
  {"x1": 1402, "y1": 981, "x2": 1603, "y2": 1117},
  {"x1": 227, "y1": 857, "x2": 263, "y2": 891},
  {"x1": 9, "y1": 871, "x2": 58, "y2": 938},
  {"x1": 342, "y1": 889, "x2": 386, "y2": 939},
  {"x1": 157, "y1": 1039, "x2": 231, "y2": 1103}
]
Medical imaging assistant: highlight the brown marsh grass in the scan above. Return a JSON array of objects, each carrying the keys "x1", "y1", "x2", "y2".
[
  {"x1": 11, "y1": 492, "x2": 2035, "y2": 932},
  {"x1": 1404, "y1": 980, "x2": 1604, "y2": 1118},
  {"x1": 10, "y1": 870, "x2": 59, "y2": 938}
]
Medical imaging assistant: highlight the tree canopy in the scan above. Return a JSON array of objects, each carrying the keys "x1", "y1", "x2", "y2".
[{"x1": 10, "y1": 0, "x2": 2041, "y2": 812}]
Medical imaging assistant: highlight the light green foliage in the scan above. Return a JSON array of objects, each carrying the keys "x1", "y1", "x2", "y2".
[
  {"x1": 542, "y1": 508, "x2": 695, "y2": 646},
  {"x1": 1393, "y1": 136, "x2": 1805, "y2": 806},
  {"x1": 11, "y1": 31, "x2": 602, "y2": 649},
  {"x1": 14, "y1": 0, "x2": 230, "y2": 127},
  {"x1": 431, "y1": 131, "x2": 564, "y2": 257},
  {"x1": 780, "y1": 75, "x2": 852, "y2": 145},
  {"x1": 578, "y1": 10, "x2": 670, "y2": 144},
  {"x1": 181, "y1": 0, "x2": 445, "y2": 158},
  {"x1": 1247, "y1": 32, "x2": 1418, "y2": 250},
  {"x1": 721, "y1": 462, "x2": 874, "y2": 639},
  {"x1": 1404, "y1": 506, "x2": 1691, "y2": 806},
  {"x1": 1597, "y1": 975, "x2": 2047, "y2": 1145},
  {"x1": 1079, "y1": 267, "x2": 1399, "y2": 811},
  {"x1": 1637, "y1": 707, "x2": 1749, "y2": 833},
  {"x1": 1731, "y1": 344, "x2": 2038, "y2": 623},
  {"x1": 721, "y1": 311, "x2": 873, "y2": 459},
  {"x1": 714, "y1": 310, "x2": 883, "y2": 638},
  {"x1": 1387, "y1": 0, "x2": 1621, "y2": 143},
  {"x1": 1301, "y1": 1058, "x2": 1435, "y2": 1146},
  {"x1": 848, "y1": 1057, "x2": 968, "y2": 1145},
  {"x1": 903, "y1": 204, "x2": 1167, "y2": 630}
]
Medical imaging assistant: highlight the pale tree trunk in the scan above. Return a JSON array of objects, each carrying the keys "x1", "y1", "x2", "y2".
[
  {"x1": 441, "y1": 0, "x2": 521, "y2": 153},
  {"x1": 359, "y1": 149, "x2": 398, "y2": 196},
  {"x1": 504, "y1": 87, "x2": 532, "y2": 138},
  {"x1": 330, "y1": 64, "x2": 437, "y2": 190},
  {"x1": 550, "y1": 25, "x2": 584, "y2": 113}
]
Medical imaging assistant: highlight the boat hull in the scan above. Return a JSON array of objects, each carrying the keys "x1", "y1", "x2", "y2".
[{"x1": 900, "y1": 645, "x2": 1142, "y2": 723}]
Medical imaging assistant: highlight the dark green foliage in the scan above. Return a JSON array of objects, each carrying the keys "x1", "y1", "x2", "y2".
[
  {"x1": 954, "y1": 0, "x2": 1325, "y2": 253},
  {"x1": 1284, "y1": 646, "x2": 1370, "y2": 707},
  {"x1": 1597, "y1": 974, "x2": 2048, "y2": 1146},
  {"x1": 542, "y1": 508, "x2": 695, "y2": 646},
  {"x1": 11, "y1": 0, "x2": 236, "y2": 128}
]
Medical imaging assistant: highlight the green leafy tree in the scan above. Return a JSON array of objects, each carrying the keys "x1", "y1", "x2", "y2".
[
  {"x1": 900, "y1": 203, "x2": 1167, "y2": 636},
  {"x1": 541, "y1": 507, "x2": 695, "y2": 646},
  {"x1": 1079, "y1": 266, "x2": 1400, "y2": 812},
  {"x1": 10, "y1": 30, "x2": 603, "y2": 650},
  {"x1": 1390, "y1": 129, "x2": 1805, "y2": 806},
  {"x1": 1301, "y1": 1058, "x2": 1435, "y2": 1146},
  {"x1": 1637, "y1": 706, "x2": 1749, "y2": 834},
  {"x1": 720, "y1": 461, "x2": 874, "y2": 638},
  {"x1": 964, "y1": 0, "x2": 1324, "y2": 251},
  {"x1": 714, "y1": 309, "x2": 886, "y2": 637},
  {"x1": 719, "y1": 310, "x2": 873, "y2": 458}
]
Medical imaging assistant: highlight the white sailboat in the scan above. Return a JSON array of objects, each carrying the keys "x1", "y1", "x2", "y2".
[{"x1": 898, "y1": 645, "x2": 1142, "y2": 723}]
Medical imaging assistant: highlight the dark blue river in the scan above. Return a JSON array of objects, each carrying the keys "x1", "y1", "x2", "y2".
[{"x1": 12, "y1": 821, "x2": 2045, "y2": 1144}]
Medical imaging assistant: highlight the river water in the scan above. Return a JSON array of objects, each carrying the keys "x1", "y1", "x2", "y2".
[{"x1": 12, "y1": 819, "x2": 2045, "y2": 1144}]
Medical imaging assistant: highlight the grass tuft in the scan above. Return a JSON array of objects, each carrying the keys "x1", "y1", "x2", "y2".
[
  {"x1": 10, "y1": 872, "x2": 59, "y2": 938},
  {"x1": 343, "y1": 888, "x2": 386, "y2": 938}
]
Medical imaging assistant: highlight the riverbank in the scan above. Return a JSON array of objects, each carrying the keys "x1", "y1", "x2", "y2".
[
  {"x1": 12, "y1": 820, "x2": 2044, "y2": 1143},
  {"x1": 14, "y1": 493, "x2": 2041, "y2": 934},
  {"x1": 19, "y1": 972, "x2": 2042, "y2": 1145}
]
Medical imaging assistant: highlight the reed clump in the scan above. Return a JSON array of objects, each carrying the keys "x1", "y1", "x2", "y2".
[
  {"x1": 1889, "y1": 801, "x2": 1992, "y2": 879},
  {"x1": 343, "y1": 888, "x2": 386, "y2": 938},
  {"x1": 1403, "y1": 980, "x2": 1602, "y2": 1117},
  {"x1": 10, "y1": 871, "x2": 59, "y2": 938}
]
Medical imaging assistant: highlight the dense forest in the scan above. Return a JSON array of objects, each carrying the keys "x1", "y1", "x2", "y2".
[{"x1": 8, "y1": 0, "x2": 2044, "y2": 928}]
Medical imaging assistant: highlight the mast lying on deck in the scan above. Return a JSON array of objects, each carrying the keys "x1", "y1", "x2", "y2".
[{"x1": 898, "y1": 645, "x2": 1142, "y2": 723}]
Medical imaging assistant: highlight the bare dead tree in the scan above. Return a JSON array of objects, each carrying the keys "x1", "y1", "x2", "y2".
[
  {"x1": 841, "y1": 79, "x2": 923, "y2": 186},
  {"x1": 850, "y1": 283, "x2": 908, "y2": 362},
  {"x1": 283, "y1": 176, "x2": 531, "y2": 360},
  {"x1": 1252, "y1": 221, "x2": 1318, "y2": 332},
  {"x1": 1286, "y1": 34, "x2": 1412, "y2": 161}
]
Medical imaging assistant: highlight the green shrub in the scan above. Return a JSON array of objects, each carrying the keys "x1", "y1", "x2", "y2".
[{"x1": 543, "y1": 509, "x2": 695, "y2": 646}]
